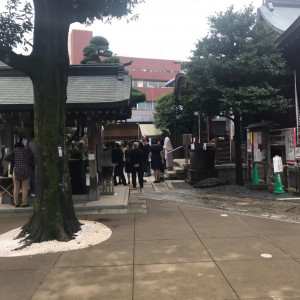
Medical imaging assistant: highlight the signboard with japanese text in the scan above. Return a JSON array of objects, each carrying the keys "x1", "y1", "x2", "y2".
[
  {"x1": 284, "y1": 128, "x2": 296, "y2": 164},
  {"x1": 247, "y1": 130, "x2": 252, "y2": 152},
  {"x1": 252, "y1": 131, "x2": 264, "y2": 162},
  {"x1": 253, "y1": 132, "x2": 258, "y2": 151}
]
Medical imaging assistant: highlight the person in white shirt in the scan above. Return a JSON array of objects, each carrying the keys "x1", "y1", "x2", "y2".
[{"x1": 163, "y1": 133, "x2": 173, "y2": 171}]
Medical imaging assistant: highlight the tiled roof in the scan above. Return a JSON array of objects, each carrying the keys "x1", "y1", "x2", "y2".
[
  {"x1": 258, "y1": 4, "x2": 300, "y2": 33},
  {"x1": 277, "y1": 16, "x2": 300, "y2": 47},
  {"x1": 119, "y1": 56, "x2": 182, "y2": 81},
  {"x1": 135, "y1": 87, "x2": 173, "y2": 101},
  {"x1": 0, "y1": 63, "x2": 132, "y2": 108},
  {"x1": 119, "y1": 56, "x2": 182, "y2": 71}
]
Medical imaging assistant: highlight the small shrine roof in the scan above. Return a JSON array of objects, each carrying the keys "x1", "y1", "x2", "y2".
[
  {"x1": 0, "y1": 63, "x2": 132, "y2": 108},
  {"x1": 0, "y1": 62, "x2": 134, "y2": 122}
]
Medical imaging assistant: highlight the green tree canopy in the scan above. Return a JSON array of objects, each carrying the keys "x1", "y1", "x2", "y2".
[
  {"x1": 185, "y1": 5, "x2": 289, "y2": 185},
  {"x1": 154, "y1": 91, "x2": 198, "y2": 134},
  {"x1": 153, "y1": 92, "x2": 174, "y2": 131},
  {"x1": 102, "y1": 56, "x2": 121, "y2": 64},
  {"x1": 131, "y1": 87, "x2": 146, "y2": 103},
  {"x1": 81, "y1": 36, "x2": 113, "y2": 64}
]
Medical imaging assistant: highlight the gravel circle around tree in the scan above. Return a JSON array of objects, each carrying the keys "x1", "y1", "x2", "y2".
[{"x1": 0, "y1": 220, "x2": 112, "y2": 257}]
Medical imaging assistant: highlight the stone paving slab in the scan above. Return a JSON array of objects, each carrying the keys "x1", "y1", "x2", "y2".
[
  {"x1": 217, "y1": 259, "x2": 300, "y2": 299},
  {"x1": 0, "y1": 253, "x2": 60, "y2": 271},
  {"x1": 0, "y1": 269, "x2": 50, "y2": 300},
  {"x1": 32, "y1": 266, "x2": 133, "y2": 300},
  {"x1": 265, "y1": 235, "x2": 300, "y2": 259},
  {"x1": 55, "y1": 240, "x2": 134, "y2": 268},
  {"x1": 201, "y1": 236, "x2": 290, "y2": 261},
  {"x1": 146, "y1": 201, "x2": 180, "y2": 213},
  {"x1": 238, "y1": 215, "x2": 300, "y2": 236},
  {"x1": 0, "y1": 215, "x2": 29, "y2": 234},
  {"x1": 182, "y1": 210, "x2": 258, "y2": 238},
  {"x1": 134, "y1": 238, "x2": 212, "y2": 264},
  {"x1": 135, "y1": 212, "x2": 197, "y2": 240},
  {"x1": 134, "y1": 262, "x2": 238, "y2": 300},
  {"x1": 107, "y1": 224, "x2": 134, "y2": 242}
]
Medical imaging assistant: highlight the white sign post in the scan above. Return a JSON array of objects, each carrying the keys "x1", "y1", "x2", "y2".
[
  {"x1": 273, "y1": 155, "x2": 283, "y2": 173},
  {"x1": 273, "y1": 155, "x2": 285, "y2": 194}
]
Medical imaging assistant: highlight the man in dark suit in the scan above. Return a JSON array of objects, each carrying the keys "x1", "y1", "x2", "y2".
[
  {"x1": 111, "y1": 141, "x2": 127, "y2": 186},
  {"x1": 130, "y1": 141, "x2": 144, "y2": 191},
  {"x1": 139, "y1": 135, "x2": 151, "y2": 180}
]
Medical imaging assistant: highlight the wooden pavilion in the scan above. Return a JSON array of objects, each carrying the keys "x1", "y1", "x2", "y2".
[{"x1": 0, "y1": 61, "x2": 138, "y2": 201}]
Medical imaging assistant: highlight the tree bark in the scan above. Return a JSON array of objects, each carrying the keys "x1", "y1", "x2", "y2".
[
  {"x1": 233, "y1": 114, "x2": 244, "y2": 186},
  {"x1": 21, "y1": 0, "x2": 81, "y2": 242}
]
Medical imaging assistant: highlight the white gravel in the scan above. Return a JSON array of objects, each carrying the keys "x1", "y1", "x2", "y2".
[{"x1": 0, "y1": 220, "x2": 112, "y2": 257}]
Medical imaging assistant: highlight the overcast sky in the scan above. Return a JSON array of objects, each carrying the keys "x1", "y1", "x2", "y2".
[
  {"x1": 1, "y1": 0, "x2": 263, "y2": 61},
  {"x1": 70, "y1": 0, "x2": 263, "y2": 61}
]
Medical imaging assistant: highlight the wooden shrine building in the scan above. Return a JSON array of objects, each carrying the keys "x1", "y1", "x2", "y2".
[{"x1": 0, "y1": 61, "x2": 138, "y2": 201}]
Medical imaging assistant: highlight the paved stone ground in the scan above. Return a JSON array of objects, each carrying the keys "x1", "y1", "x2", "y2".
[{"x1": 0, "y1": 180, "x2": 299, "y2": 299}]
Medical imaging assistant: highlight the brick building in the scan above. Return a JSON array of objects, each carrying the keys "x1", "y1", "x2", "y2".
[{"x1": 68, "y1": 29, "x2": 93, "y2": 65}]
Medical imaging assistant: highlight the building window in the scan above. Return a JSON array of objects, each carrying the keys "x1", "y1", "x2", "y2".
[
  {"x1": 137, "y1": 102, "x2": 156, "y2": 110},
  {"x1": 139, "y1": 80, "x2": 168, "y2": 88},
  {"x1": 137, "y1": 102, "x2": 146, "y2": 109},
  {"x1": 146, "y1": 102, "x2": 153, "y2": 110}
]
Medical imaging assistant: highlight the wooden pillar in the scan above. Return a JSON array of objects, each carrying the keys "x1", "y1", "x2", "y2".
[
  {"x1": 3, "y1": 122, "x2": 14, "y2": 150},
  {"x1": 87, "y1": 120, "x2": 100, "y2": 201},
  {"x1": 95, "y1": 123, "x2": 102, "y2": 180}
]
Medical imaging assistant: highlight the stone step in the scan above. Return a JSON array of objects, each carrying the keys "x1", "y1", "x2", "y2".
[
  {"x1": 165, "y1": 166, "x2": 186, "y2": 180},
  {"x1": 173, "y1": 166, "x2": 185, "y2": 174},
  {"x1": 165, "y1": 170, "x2": 177, "y2": 178},
  {"x1": 173, "y1": 159, "x2": 189, "y2": 169}
]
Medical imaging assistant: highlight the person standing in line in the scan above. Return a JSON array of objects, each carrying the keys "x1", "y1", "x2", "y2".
[
  {"x1": 130, "y1": 142, "x2": 144, "y2": 192},
  {"x1": 4, "y1": 141, "x2": 32, "y2": 207},
  {"x1": 139, "y1": 135, "x2": 150, "y2": 180},
  {"x1": 124, "y1": 141, "x2": 133, "y2": 185},
  {"x1": 27, "y1": 131, "x2": 35, "y2": 196},
  {"x1": 111, "y1": 141, "x2": 127, "y2": 186},
  {"x1": 143, "y1": 138, "x2": 151, "y2": 177},
  {"x1": 149, "y1": 139, "x2": 164, "y2": 183},
  {"x1": 163, "y1": 132, "x2": 173, "y2": 171}
]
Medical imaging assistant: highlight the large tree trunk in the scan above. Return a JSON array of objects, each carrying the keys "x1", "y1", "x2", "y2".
[
  {"x1": 233, "y1": 114, "x2": 244, "y2": 186},
  {"x1": 21, "y1": 1, "x2": 81, "y2": 243}
]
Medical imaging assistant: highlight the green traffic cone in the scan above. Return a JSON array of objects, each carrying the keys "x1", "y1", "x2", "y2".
[
  {"x1": 252, "y1": 164, "x2": 259, "y2": 185},
  {"x1": 273, "y1": 173, "x2": 285, "y2": 194}
]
